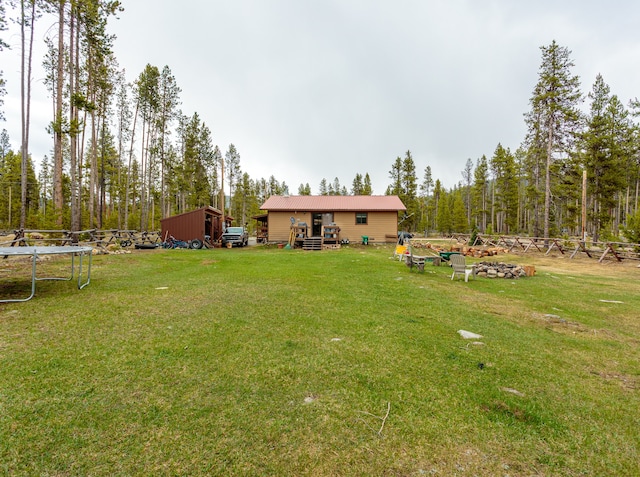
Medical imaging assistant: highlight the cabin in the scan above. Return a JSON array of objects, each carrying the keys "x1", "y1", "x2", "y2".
[
  {"x1": 259, "y1": 195, "x2": 406, "y2": 247},
  {"x1": 160, "y1": 206, "x2": 227, "y2": 246}
]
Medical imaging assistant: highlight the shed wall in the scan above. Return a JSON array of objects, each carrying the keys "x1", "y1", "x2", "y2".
[
  {"x1": 160, "y1": 208, "x2": 225, "y2": 243},
  {"x1": 161, "y1": 210, "x2": 204, "y2": 242}
]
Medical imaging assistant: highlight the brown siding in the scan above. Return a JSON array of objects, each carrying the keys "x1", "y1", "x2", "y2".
[
  {"x1": 160, "y1": 207, "x2": 225, "y2": 243},
  {"x1": 334, "y1": 211, "x2": 398, "y2": 243},
  {"x1": 266, "y1": 210, "x2": 398, "y2": 243},
  {"x1": 267, "y1": 212, "x2": 304, "y2": 242},
  {"x1": 161, "y1": 210, "x2": 204, "y2": 242}
]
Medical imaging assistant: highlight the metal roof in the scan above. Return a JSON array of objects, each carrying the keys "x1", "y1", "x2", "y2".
[{"x1": 260, "y1": 195, "x2": 406, "y2": 212}]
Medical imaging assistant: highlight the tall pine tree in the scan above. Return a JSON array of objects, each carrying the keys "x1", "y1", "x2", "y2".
[{"x1": 525, "y1": 41, "x2": 582, "y2": 240}]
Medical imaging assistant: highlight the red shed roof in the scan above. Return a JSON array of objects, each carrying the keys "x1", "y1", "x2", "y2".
[{"x1": 260, "y1": 195, "x2": 406, "y2": 212}]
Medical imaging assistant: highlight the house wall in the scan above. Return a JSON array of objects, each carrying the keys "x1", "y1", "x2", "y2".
[
  {"x1": 267, "y1": 212, "x2": 301, "y2": 242},
  {"x1": 333, "y1": 211, "x2": 398, "y2": 243},
  {"x1": 267, "y1": 211, "x2": 398, "y2": 243}
]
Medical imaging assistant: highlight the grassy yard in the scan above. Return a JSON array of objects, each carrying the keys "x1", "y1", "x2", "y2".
[{"x1": 1, "y1": 244, "x2": 639, "y2": 476}]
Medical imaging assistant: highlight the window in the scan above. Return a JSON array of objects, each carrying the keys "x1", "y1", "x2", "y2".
[{"x1": 355, "y1": 212, "x2": 368, "y2": 225}]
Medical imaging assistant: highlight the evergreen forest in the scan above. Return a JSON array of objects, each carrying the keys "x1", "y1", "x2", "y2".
[{"x1": 1, "y1": 2, "x2": 639, "y2": 243}]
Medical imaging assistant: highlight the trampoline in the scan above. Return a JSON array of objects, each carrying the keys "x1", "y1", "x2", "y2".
[{"x1": 0, "y1": 246, "x2": 93, "y2": 303}]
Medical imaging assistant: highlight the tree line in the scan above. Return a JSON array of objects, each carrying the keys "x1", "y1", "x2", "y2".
[
  {"x1": 388, "y1": 41, "x2": 640, "y2": 243},
  {"x1": 0, "y1": 4, "x2": 639, "y2": 242}
]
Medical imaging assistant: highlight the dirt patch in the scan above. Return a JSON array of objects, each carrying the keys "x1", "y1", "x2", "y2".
[
  {"x1": 511, "y1": 253, "x2": 639, "y2": 278},
  {"x1": 589, "y1": 368, "x2": 638, "y2": 390}
]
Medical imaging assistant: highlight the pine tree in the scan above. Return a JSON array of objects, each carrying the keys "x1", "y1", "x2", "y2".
[
  {"x1": 351, "y1": 173, "x2": 363, "y2": 195},
  {"x1": 401, "y1": 151, "x2": 419, "y2": 230},
  {"x1": 332, "y1": 177, "x2": 341, "y2": 196},
  {"x1": 388, "y1": 157, "x2": 402, "y2": 196},
  {"x1": 0, "y1": 129, "x2": 10, "y2": 164},
  {"x1": 225, "y1": 143, "x2": 241, "y2": 218},
  {"x1": 581, "y1": 75, "x2": 633, "y2": 240},
  {"x1": 114, "y1": 69, "x2": 132, "y2": 229},
  {"x1": 232, "y1": 172, "x2": 255, "y2": 226},
  {"x1": 134, "y1": 64, "x2": 160, "y2": 229},
  {"x1": 0, "y1": 149, "x2": 39, "y2": 228},
  {"x1": 436, "y1": 187, "x2": 451, "y2": 235},
  {"x1": 297, "y1": 183, "x2": 311, "y2": 195},
  {"x1": 490, "y1": 144, "x2": 518, "y2": 234},
  {"x1": 472, "y1": 156, "x2": 489, "y2": 232},
  {"x1": 451, "y1": 189, "x2": 467, "y2": 233},
  {"x1": 462, "y1": 158, "x2": 473, "y2": 226},
  {"x1": 157, "y1": 65, "x2": 181, "y2": 218},
  {"x1": 0, "y1": 0, "x2": 8, "y2": 121},
  {"x1": 419, "y1": 165, "x2": 434, "y2": 233},
  {"x1": 629, "y1": 99, "x2": 640, "y2": 216},
  {"x1": 387, "y1": 151, "x2": 418, "y2": 230},
  {"x1": 362, "y1": 173, "x2": 373, "y2": 195},
  {"x1": 211, "y1": 145, "x2": 222, "y2": 209},
  {"x1": 525, "y1": 40, "x2": 582, "y2": 241},
  {"x1": 318, "y1": 178, "x2": 328, "y2": 195}
]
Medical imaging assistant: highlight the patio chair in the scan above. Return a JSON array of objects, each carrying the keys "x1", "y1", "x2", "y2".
[{"x1": 450, "y1": 254, "x2": 475, "y2": 282}]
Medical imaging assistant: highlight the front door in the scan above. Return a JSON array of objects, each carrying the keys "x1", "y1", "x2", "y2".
[{"x1": 312, "y1": 213, "x2": 333, "y2": 236}]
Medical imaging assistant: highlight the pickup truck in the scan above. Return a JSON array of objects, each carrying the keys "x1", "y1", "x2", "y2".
[{"x1": 221, "y1": 226, "x2": 249, "y2": 247}]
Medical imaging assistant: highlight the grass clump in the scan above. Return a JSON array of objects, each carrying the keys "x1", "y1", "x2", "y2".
[{"x1": 1, "y1": 246, "x2": 639, "y2": 475}]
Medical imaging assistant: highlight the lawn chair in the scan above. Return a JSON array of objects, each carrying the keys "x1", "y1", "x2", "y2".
[{"x1": 450, "y1": 254, "x2": 475, "y2": 282}]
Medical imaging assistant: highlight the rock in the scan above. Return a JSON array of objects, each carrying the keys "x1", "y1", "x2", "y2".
[
  {"x1": 474, "y1": 261, "x2": 532, "y2": 279},
  {"x1": 501, "y1": 387, "x2": 525, "y2": 397},
  {"x1": 458, "y1": 330, "x2": 483, "y2": 339}
]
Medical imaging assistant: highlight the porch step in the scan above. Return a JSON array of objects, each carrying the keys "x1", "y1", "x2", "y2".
[{"x1": 303, "y1": 236, "x2": 323, "y2": 251}]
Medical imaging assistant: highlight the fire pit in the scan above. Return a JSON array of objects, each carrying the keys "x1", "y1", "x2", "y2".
[{"x1": 474, "y1": 261, "x2": 535, "y2": 279}]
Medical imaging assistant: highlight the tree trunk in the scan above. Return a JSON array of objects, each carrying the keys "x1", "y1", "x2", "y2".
[
  {"x1": 89, "y1": 109, "x2": 98, "y2": 227},
  {"x1": 19, "y1": 0, "x2": 35, "y2": 229},
  {"x1": 219, "y1": 157, "x2": 225, "y2": 219},
  {"x1": 53, "y1": 0, "x2": 65, "y2": 226},
  {"x1": 139, "y1": 121, "x2": 145, "y2": 230},
  {"x1": 69, "y1": 8, "x2": 79, "y2": 232},
  {"x1": 99, "y1": 110, "x2": 107, "y2": 228},
  {"x1": 124, "y1": 102, "x2": 139, "y2": 229},
  {"x1": 544, "y1": 124, "x2": 554, "y2": 244}
]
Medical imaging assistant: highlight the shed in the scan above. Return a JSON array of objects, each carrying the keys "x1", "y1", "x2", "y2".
[
  {"x1": 160, "y1": 206, "x2": 227, "y2": 246},
  {"x1": 259, "y1": 195, "x2": 406, "y2": 245}
]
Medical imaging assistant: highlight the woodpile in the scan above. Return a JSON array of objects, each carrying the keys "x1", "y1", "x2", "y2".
[
  {"x1": 460, "y1": 245, "x2": 508, "y2": 257},
  {"x1": 409, "y1": 240, "x2": 508, "y2": 257}
]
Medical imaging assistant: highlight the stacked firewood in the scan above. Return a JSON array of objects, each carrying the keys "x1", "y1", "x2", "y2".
[
  {"x1": 459, "y1": 245, "x2": 509, "y2": 258},
  {"x1": 409, "y1": 240, "x2": 508, "y2": 257}
]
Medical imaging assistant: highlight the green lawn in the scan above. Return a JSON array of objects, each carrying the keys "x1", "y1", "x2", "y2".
[{"x1": 1, "y1": 245, "x2": 639, "y2": 476}]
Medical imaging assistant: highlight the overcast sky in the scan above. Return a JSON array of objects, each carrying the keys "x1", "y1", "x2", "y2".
[{"x1": 3, "y1": 0, "x2": 640, "y2": 193}]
